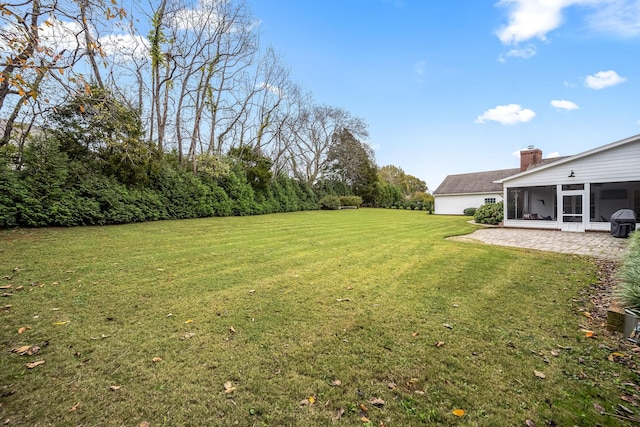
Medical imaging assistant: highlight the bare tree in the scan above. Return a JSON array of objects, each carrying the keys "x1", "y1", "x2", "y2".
[
  {"x1": 285, "y1": 101, "x2": 368, "y2": 184},
  {"x1": 0, "y1": 0, "x2": 127, "y2": 148}
]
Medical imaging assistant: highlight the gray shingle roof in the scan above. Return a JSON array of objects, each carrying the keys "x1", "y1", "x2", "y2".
[
  {"x1": 433, "y1": 168, "x2": 520, "y2": 195},
  {"x1": 434, "y1": 156, "x2": 569, "y2": 195}
]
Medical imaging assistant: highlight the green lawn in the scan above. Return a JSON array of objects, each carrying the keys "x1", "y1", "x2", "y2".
[{"x1": 0, "y1": 209, "x2": 635, "y2": 426}]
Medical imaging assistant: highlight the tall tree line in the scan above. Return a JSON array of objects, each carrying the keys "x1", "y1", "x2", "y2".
[{"x1": 0, "y1": 0, "x2": 432, "y2": 227}]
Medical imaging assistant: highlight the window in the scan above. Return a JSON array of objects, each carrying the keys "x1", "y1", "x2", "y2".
[
  {"x1": 484, "y1": 198, "x2": 496, "y2": 204},
  {"x1": 590, "y1": 181, "x2": 640, "y2": 222},
  {"x1": 562, "y1": 184, "x2": 584, "y2": 191},
  {"x1": 506, "y1": 186, "x2": 556, "y2": 220}
]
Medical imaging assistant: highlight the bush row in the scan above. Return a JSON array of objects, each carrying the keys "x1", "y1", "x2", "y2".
[{"x1": 0, "y1": 140, "x2": 318, "y2": 227}]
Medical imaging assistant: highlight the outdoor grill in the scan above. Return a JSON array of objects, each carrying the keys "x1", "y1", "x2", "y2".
[{"x1": 610, "y1": 209, "x2": 637, "y2": 238}]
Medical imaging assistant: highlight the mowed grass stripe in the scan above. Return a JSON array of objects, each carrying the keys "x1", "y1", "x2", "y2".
[{"x1": 0, "y1": 210, "x2": 631, "y2": 426}]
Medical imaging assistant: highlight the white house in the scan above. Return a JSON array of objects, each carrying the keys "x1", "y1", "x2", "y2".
[
  {"x1": 433, "y1": 147, "x2": 566, "y2": 215},
  {"x1": 433, "y1": 169, "x2": 518, "y2": 215},
  {"x1": 496, "y1": 134, "x2": 640, "y2": 232}
]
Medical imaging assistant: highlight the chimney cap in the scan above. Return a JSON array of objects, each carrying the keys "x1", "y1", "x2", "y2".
[{"x1": 527, "y1": 145, "x2": 535, "y2": 150}]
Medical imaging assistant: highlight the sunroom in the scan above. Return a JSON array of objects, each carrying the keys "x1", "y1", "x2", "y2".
[{"x1": 497, "y1": 134, "x2": 640, "y2": 232}]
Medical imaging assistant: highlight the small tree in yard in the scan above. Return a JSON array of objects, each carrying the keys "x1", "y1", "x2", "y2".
[{"x1": 474, "y1": 201, "x2": 503, "y2": 225}]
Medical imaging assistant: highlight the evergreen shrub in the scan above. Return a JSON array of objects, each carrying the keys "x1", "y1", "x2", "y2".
[{"x1": 474, "y1": 202, "x2": 503, "y2": 225}]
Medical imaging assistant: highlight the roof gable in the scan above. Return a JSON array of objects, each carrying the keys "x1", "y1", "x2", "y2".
[{"x1": 497, "y1": 133, "x2": 640, "y2": 183}]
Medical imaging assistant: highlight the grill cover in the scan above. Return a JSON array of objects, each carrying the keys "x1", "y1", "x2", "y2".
[{"x1": 611, "y1": 209, "x2": 637, "y2": 238}]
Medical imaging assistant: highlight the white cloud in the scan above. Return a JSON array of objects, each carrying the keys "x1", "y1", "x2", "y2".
[
  {"x1": 584, "y1": 70, "x2": 627, "y2": 89},
  {"x1": 475, "y1": 104, "x2": 536, "y2": 125},
  {"x1": 498, "y1": 45, "x2": 537, "y2": 62},
  {"x1": 99, "y1": 34, "x2": 149, "y2": 60},
  {"x1": 550, "y1": 99, "x2": 579, "y2": 110},
  {"x1": 38, "y1": 18, "x2": 84, "y2": 52},
  {"x1": 496, "y1": 0, "x2": 640, "y2": 47},
  {"x1": 496, "y1": 0, "x2": 584, "y2": 45},
  {"x1": 584, "y1": 0, "x2": 640, "y2": 37},
  {"x1": 257, "y1": 82, "x2": 283, "y2": 97}
]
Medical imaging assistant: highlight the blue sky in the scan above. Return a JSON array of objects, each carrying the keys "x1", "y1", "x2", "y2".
[{"x1": 245, "y1": 0, "x2": 640, "y2": 191}]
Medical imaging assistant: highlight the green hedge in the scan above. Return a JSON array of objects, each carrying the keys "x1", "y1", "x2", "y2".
[
  {"x1": 0, "y1": 140, "x2": 322, "y2": 228},
  {"x1": 463, "y1": 207, "x2": 476, "y2": 216},
  {"x1": 319, "y1": 195, "x2": 341, "y2": 210},
  {"x1": 340, "y1": 195, "x2": 362, "y2": 207},
  {"x1": 474, "y1": 202, "x2": 503, "y2": 225}
]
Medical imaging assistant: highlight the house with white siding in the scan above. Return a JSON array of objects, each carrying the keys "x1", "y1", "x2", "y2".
[
  {"x1": 433, "y1": 147, "x2": 566, "y2": 215},
  {"x1": 496, "y1": 134, "x2": 640, "y2": 232},
  {"x1": 433, "y1": 168, "x2": 519, "y2": 215}
]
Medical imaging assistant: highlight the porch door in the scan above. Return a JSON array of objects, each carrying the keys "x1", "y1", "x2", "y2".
[{"x1": 561, "y1": 191, "x2": 585, "y2": 232}]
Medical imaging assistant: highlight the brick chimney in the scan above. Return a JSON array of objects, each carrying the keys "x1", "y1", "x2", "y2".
[{"x1": 520, "y1": 146, "x2": 542, "y2": 171}]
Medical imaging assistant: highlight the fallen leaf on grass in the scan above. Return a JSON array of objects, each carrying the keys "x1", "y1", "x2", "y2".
[
  {"x1": 525, "y1": 420, "x2": 536, "y2": 427},
  {"x1": 435, "y1": 341, "x2": 445, "y2": 347},
  {"x1": 550, "y1": 350, "x2": 560, "y2": 357},
  {"x1": 26, "y1": 360, "x2": 45, "y2": 369},
  {"x1": 139, "y1": 422, "x2": 150, "y2": 427},
  {"x1": 452, "y1": 409, "x2": 465, "y2": 417},
  {"x1": 359, "y1": 403, "x2": 368, "y2": 412},
  {"x1": 387, "y1": 382, "x2": 397, "y2": 389},
  {"x1": 229, "y1": 326, "x2": 236, "y2": 333},
  {"x1": 109, "y1": 385, "x2": 121, "y2": 391},
  {"x1": 69, "y1": 402, "x2": 80, "y2": 412},
  {"x1": 582, "y1": 311, "x2": 593, "y2": 319},
  {"x1": 580, "y1": 329, "x2": 595, "y2": 338},
  {"x1": 52, "y1": 321, "x2": 69, "y2": 326},
  {"x1": 608, "y1": 352, "x2": 626, "y2": 362},
  {"x1": 12, "y1": 345, "x2": 39, "y2": 355},
  {"x1": 17, "y1": 326, "x2": 30, "y2": 334},
  {"x1": 12, "y1": 345, "x2": 31, "y2": 354},
  {"x1": 184, "y1": 319, "x2": 193, "y2": 324},
  {"x1": 0, "y1": 285, "x2": 11, "y2": 289},
  {"x1": 411, "y1": 332, "x2": 419, "y2": 337},
  {"x1": 369, "y1": 397, "x2": 385, "y2": 407},
  {"x1": 330, "y1": 379, "x2": 342, "y2": 387},
  {"x1": 414, "y1": 390, "x2": 425, "y2": 395},
  {"x1": 152, "y1": 357, "x2": 163, "y2": 363},
  {"x1": 534, "y1": 370, "x2": 546, "y2": 379},
  {"x1": 444, "y1": 323, "x2": 453, "y2": 329},
  {"x1": 593, "y1": 402, "x2": 606, "y2": 414},
  {"x1": 223, "y1": 381, "x2": 236, "y2": 394},
  {"x1": 336, "y1": 298, "x2": 351, "y2": 302},
  {"x1": 360, "y1": 416, "x2": 370, "y2": 423},
  {"x1": 308, "y1": 396, "x2": 315, "y2": 404},
  {"x1": 333, "y1": 408, "x2": 345, "y2": 421},
  {"x1": 180, "y1": 332, "x2": 195, "y2": 340}
]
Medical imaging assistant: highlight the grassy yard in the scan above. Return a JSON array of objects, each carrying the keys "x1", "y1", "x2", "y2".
[{"x1": 0, "y1": 209, "x2": 636, "y2": 426}]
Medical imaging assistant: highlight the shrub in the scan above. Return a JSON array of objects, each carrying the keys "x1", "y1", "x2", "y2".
[
  {"x1": 340, "y1": 195, "x2": 362, "y2": 207},
  {"x1": 615, "y1": 231, "x2": 640, "y2": 308},
  {"x1": 319, "y1": 195, "x2": 341, "y2": 210},
  {"x1": 474, "y1": 201, "x2": 503, "y2": 225},
  {"x1": 463, "y1": 207, "x2": 476, "y2": 216}
]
